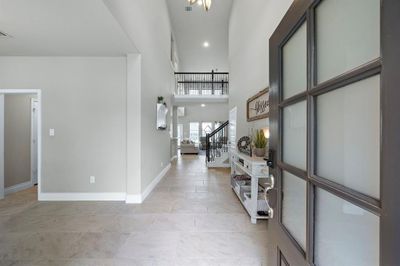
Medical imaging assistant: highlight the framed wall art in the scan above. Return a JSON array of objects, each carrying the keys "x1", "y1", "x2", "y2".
[{"x1": 247, "y1": 88, "x2": 269, "y2": 122}]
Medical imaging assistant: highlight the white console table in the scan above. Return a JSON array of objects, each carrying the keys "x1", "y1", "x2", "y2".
[{"x1": 230, "y1": 150, "x2": 271, "y2": 224}]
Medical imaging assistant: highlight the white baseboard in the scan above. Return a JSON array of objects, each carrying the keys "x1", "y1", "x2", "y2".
[
  {"x1": 125, "y1": 194, "x2": 142, "y2": 204},
  {"x1": 170, "y1": 155, "x2": 177, "y2": 162},
  {"x1": 141, "y1": 163, "x2": 171, "y2": 202},
  {"x1": 5, "y1": 181, "x2": 33, "y2": 195},
  {"x1": 38, "y1": 164, "x2": 171, "y2": 203},
  {"x1": 125, "y1": 163, "x2": 171, "y2": 204},
  {"x1": 38, "y1": 192, "x2": 126, "y2": 201}
]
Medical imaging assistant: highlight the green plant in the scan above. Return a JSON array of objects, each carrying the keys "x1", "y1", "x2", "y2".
[
  {"x1": 157, "y1": 96, "x2": 164, "y2": 103},
  {"x1": 253, "y1": 129, "x2": 267, "y2": 149}
]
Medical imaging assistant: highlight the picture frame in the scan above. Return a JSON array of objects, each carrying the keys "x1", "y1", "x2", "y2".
[{"x1": 247, "y1": 88, "x2": 269, "y2": 122}]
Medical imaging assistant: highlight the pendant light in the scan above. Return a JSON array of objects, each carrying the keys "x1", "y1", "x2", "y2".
[
  {"x1": 187, "y1": 0, "x2": 212, "y2": 12},
  {"x1": 203, "y1": 0, "x2": 212, "y2": 11}
]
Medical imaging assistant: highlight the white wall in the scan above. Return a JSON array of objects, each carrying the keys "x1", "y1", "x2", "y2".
[
  {"x1": 104, "y1": 0, "x2": 176, "y2": 193},
  {"x1": 229, "y1": 0, "x2": 293, "y2": 138},
  {"x1": 4, "y1": 94, "x2": 35, "y2": 188},
  {"x1": 0, "y1": 57, "x2": 127, "y2": 193},
  {"x1": 177, "y1": 103, "x2": 229, "y2": 139}
]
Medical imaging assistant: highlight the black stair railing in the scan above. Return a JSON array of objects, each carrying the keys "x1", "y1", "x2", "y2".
[
  {"x1": 175, "y1": 71, "x2": 229, "y2": 95},
  {"x1": 206, "y1": 120, "x2": 229, "y2": 163}
]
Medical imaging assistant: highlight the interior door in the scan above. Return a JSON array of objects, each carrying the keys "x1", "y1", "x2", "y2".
[{"x1": 267, "y1": 0, "x2": 400, "y2": 265}]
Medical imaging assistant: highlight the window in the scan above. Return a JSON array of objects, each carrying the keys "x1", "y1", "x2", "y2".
[
  {"x1": 177, "y1": 124, "x2": 183, "y2": 146},
  {"x1": 202, "y1": 122, "x2": 213, "y2": 137},
  {"x1": 189, "y1": 122, "x2": 199, "y2": 143}
]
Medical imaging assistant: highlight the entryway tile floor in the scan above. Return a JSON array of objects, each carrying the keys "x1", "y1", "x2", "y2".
[{"x1": 0, "y1": 155, "x2": 268, "y2": 266}]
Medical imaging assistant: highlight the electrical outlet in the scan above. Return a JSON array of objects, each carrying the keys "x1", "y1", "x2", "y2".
[{"x1": 90, "y1": 176, "x2": 95, "y2": 184}]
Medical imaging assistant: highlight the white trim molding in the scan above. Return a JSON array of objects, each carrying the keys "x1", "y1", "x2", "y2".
[
  {"x1": 0, "y1": 89, "x2": 42, "y2": 200},
  {"x1": 172, "y1": 94, "x2": 229, "y2": 104},
  {"x1": 125, "y1": 194, "x2": 142, "y2": 204},
  {"x1": 125, "y1": 163, "x2": 171, "y2": 204},
  {"x1": 5, "y1": 181, "x2": 33, "y2": 195},
  {"x1": 38, "y1": 192, "x2": 126, "y2": 201},
  {"x1": 38, "y1": 163, "x2": 171, "y2": 203}
]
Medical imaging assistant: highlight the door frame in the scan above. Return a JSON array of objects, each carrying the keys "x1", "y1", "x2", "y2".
[
  {"x1": 31, "y1": 98, "x2": 39, "y2": 185},
  {"x1": 268, "y1": 0, "x2": 400, "y2": 265},
  {"x1": 0, "y1": 89, "x2": 42, "y2": 198}
]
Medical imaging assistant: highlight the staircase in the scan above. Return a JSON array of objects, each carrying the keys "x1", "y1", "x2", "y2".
[{"x1": 206, "y1": 120, "x2": 230, "y2": 168}]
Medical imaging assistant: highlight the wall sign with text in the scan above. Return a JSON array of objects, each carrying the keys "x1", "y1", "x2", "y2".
[{"x1": 247, "y1": 88, "x2": 269, "y2": 122}]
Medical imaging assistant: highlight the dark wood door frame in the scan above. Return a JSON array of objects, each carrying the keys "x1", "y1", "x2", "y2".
[
  {"x1": 268, "y1": 0, "x2": 400, "y2": 265},
  {"x1": 380, "y1": 1, "x2": 400, "y2": 265}
]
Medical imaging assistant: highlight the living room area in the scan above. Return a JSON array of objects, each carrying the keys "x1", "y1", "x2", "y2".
[{"x1": 176, "y1": 102, "x2": 229, "y2": 156}]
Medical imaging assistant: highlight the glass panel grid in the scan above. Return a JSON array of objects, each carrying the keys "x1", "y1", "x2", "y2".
[
  {"x1": 283, "y1": 101, "x2": 307, "y2": 170},
  {"x1": 282, "y1": 22, "x2": 307, "y2": 99},
  {"x1": 316, "y1": 0, "x2": 380, "y2": 83},
  {"x1": 315, "y1": 75, "x2": 380, "y2": 199},
  {"x1": 281, "y1": 171, "x2": 307, "y2": 251},
  {"x1": 314, "y1": 188, "x2": 379, "y2": 266}
]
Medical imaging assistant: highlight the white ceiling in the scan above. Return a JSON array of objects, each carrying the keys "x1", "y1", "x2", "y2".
[
  {"x1": 0, "y1": 0, "x2": 137, "y2": 56},
  {"x1": 166, "y1": 0, "x2": 232, "y2": 72}
]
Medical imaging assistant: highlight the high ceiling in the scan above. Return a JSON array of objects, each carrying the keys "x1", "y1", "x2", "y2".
[
  {"x1": 166, "y1": 0, "x2": 232, "y2": 72},
  {"x1": 0, "y1": 0, "x2": 137, "y2": 56}
]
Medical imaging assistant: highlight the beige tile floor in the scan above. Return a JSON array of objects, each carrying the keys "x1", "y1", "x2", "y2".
[{"x1": 0, "y1": 155, "x2": 268, "y2": 266}]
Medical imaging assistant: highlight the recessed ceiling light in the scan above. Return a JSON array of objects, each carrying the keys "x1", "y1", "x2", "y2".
[
  {"x1": 203, "y1": 41, "x2": 209, "y2": 48},
  {"x1": 201, "y1": 104, "x2": 206, "y2": 107},
  {"x1": 197, "y1": 0, "x2": 203, "y2": 6}
]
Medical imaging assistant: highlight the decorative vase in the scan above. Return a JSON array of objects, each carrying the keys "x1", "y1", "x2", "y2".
[{"x1": 254, "y1": 147, "x2": 265, "y2": 157}]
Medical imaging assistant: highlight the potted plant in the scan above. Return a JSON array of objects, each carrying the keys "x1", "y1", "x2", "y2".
[{"x1": 253, "y1": 129, "x2": 267, "y2": 157}]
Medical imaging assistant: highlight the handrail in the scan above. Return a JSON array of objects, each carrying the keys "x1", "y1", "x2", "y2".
[
  {"x1": 206, "y1": 120, "x2": 229, "y2": 163},
  {"x1": 208, "y1": 120, "x2": 229, "y2": 138}
]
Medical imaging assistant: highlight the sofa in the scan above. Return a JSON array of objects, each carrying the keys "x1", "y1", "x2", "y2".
[{"x1": 180, "y1": 140, "x2": 199, "y2": 154}]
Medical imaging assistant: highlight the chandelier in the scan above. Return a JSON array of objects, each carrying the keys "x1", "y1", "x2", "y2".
[{"x1": 187, "y1": 0, "x2": 212, "y2": 12}]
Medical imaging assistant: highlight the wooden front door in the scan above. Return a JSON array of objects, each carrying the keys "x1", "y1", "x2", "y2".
[{"x1": 267, "y1": 0, "x2": 400, "y2": 265}]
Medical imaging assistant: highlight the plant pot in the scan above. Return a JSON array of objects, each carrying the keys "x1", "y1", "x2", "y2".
[{"x1": 254, "y1": 147, "x2": 265, "y2": 157}]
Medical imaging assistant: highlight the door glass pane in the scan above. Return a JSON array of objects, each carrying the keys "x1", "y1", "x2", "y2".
[
  {"x1": 282, "y1": 171, "x2": 307, "y2": 250},
  {"x1": 316, "y1": 0, "x2": 380, "y2": 83},
  {"x1": 315, "y1": 188, "x2": 379, "y2": 266},
  {"x1": 283, "y1": 23, "x2": 307, "y2": 99},
  {"x1": 283, "y1": 101, "x2": 306, "y2": 170},
  {"x1": 316, "y1": 75, "x2": 380, "y2": 198}
]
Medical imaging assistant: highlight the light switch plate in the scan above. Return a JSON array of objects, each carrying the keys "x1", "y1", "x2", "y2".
[
  {"x1": 90, "y1": 176, "x2": 95, "y2": 184},
  {"x1": 49, "y1": 128, "x2": 55, "y2": 137}
]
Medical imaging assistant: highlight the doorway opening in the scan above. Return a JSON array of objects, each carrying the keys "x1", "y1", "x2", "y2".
[{"x1": 0, "y1": 89, "x2": 42, "y2": 200}]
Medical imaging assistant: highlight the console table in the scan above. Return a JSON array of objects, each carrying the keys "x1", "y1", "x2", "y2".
[{"x1": 230, "y1": 150, "x2": 271, "y2": 224}]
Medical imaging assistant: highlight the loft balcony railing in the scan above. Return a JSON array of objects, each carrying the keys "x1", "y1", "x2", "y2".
[{"x1": 175, "y1": 71, "x2": 229, "y2": 96}]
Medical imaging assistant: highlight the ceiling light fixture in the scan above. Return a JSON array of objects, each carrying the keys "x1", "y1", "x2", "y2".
[
  {"x1": 203, "y1": 41, "x2": 209, "y2": 48},
  {"x1": 187, "y1": 0, "x2": 212, "y2": 11},
  {"x1": 203, "y1": 0, "x2": 212, "y2": 11},
  {"x1": 201, "y1": 104, "x2": 206, "y2": 107}
]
